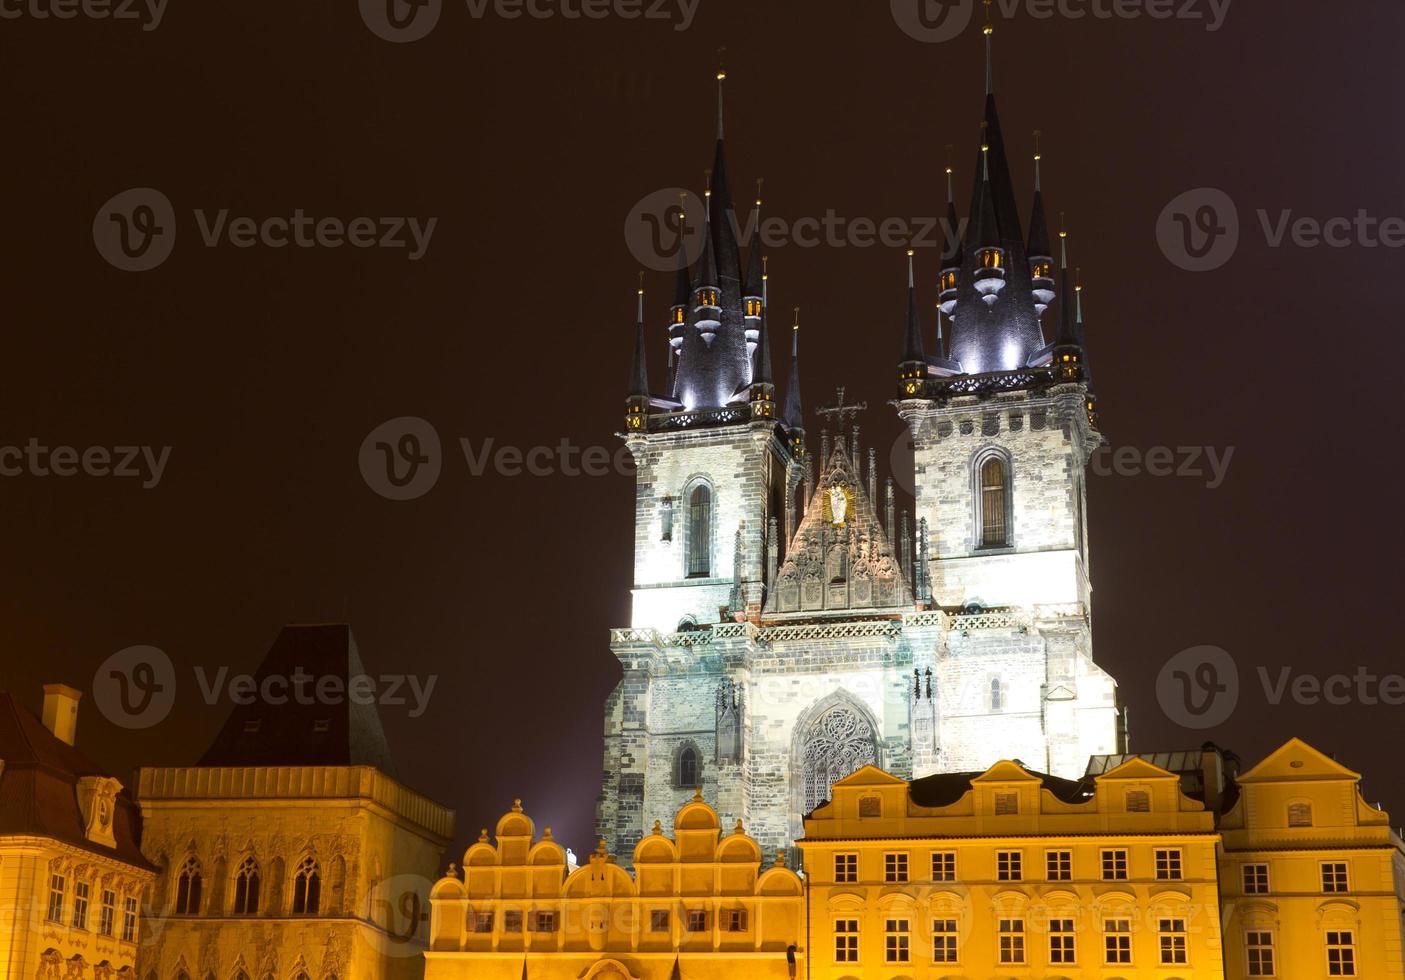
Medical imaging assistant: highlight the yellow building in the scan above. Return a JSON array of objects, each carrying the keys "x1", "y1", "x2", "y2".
[
  {"x1": 135, "y1": 625, "x2": 455, "y2": 980},
  {"x1": 1219, "y1": 737, "x2": 1405, "y2": 979},
  {"x1": 0, "y1": 685, "x2": 157, "y2": 980},
  {"x1": 799, "y1": 759, "x2": 1225, "y2": 979},
  {"x1": 425, "y1": 793, "x2": 805, "y2": 980}
]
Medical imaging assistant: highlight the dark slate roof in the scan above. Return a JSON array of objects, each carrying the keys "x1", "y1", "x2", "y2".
[
  {"x1": 783, "y1": 323, "x2": 803, "y2": 429},
  {"x1": 629, "y1": 305, "x2": 650, "y2": 397},
  {"x1": 198, "y1": 624, "x2": 398, "y2": 777},
  {"x1": 908, "y1": 768, "x2": 1091, "y2": 809},
  {"x1": 0, "y1": 692, "x2": 152, "y2": 867},
  {"x1": 1086, "y1": 749, "x2": 1241, "y2": 814}
]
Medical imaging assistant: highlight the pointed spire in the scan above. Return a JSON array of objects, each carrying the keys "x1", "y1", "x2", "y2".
[
  {"x1": 693, "y1": 170, "x2": 718, "y2": 291},
  {"x1": 983, "y1": 0, "x2": 995, "y2": 95},
  {"x1": 902, "y1": 249, "x2": 926, "y2": 363},
  {"x1": 977, "y1": 124, "x2": 1001, "y2": 251},
  {"x1": 715, "y1": 52, "x2": 726, "y2": 140},
  {"x1": 744, "y1": 179, "x2": 765, "y2": 299},
  {"x1": 630, "y1": 274, "x2": 649, "y2": 397},
  {"x1": 1076, "y1": 270, "x2": 1095, "y2": 389},
  {"x1": 1027, "y1": 131, "x2": 1052, "y2": 258},
  {"x1": 673, "y1": 193, "x2": 692, "y2": 307},
  {"x1": 1054, "y1": 225, "x2": 1078, "y2": 348},
  {"x1": 752, "y1": 283, "x2": 773, "y2": 386},
  {"x1": 784, "y1": 306, "x2": 804, "y2": 430}
]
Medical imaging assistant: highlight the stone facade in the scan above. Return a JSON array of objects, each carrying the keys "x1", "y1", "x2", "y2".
[{"x1": 134, "y1": 765, "x2": 454, "y2": 980}]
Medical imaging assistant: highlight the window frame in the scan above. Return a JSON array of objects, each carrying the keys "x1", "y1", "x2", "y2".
[
  {"x1": 684, "y1": 480, "x2": 714, "y2": 579},
  {"x1": 99, "y1": 889, "x2": 116, "y2": 937},
  {"x1": 1321, "y1": 862, "x2": 1349, "y2": 894},
  {"x1": 1326, "y1": 929, "x2": 1356, "y2": 976},
  {"x1": 834, "y1": 852, "x2": 858, "y2": 883},
  {"x1": 1246, "y1": 929, "x2": 1276, "y2": 977},
  {"x1": 1046, "y1": 849, "x2": 1072, "y2": 881},
  {"x1": 931, "y1": 851, "x2": 956, "y2": 882},
  {"x1": 1049, "y1": 917, "x2": 1076, "y2": 964},
  {"x1": 46, "y1": 873, "x2": 65, "y2": 923},
  {"x1": 1104, "y1": 918, "x2": 1132, "y2": 965},
  {"x1": 932, "y1": 918, "x2": 959, "y2": 964},
  {"x1": 1243, "y1": 862, "x2": 1270, "y2": 894},
  {"x1": 883, "y1": 851, "x2": 909, "y2": 884},
  {"x1": 1155, "y1": 847, "x2": 1183, "y2": 881},
  {"x1": 1158, "y1": 917, "x2": 1189, "y2": 965},
  {"x1": 996, "y1": 849, "x2": 1023, "y2": 882},
  {"x1": 72, "y1": 880, "x2": 90, "y2": 930},
  {"x1": 834, "y1": 918, "x2": 859, "y2": 963},
  {"x1": 884, "y1": 917, "x2": 911, "y2": 964},
  {"x1": 1101, "y1": 848, "x2": 1129, "y2": 881},
  {"x1": 973, "y1": 447, "x2": 1014, "y2": 551},
  {"x1": 998, "y1": 918, "x2": 1026, "y2": 965}
]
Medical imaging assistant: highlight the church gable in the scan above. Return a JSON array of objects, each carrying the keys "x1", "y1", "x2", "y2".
[
  {"x1": 765, "y1": 437, "x2": 913, "y2": 617},
  {"x1": 1236, "y1": 737, "x2": 1362, "y2": 784}
]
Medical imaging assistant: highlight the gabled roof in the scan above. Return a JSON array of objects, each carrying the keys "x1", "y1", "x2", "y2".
[
  {"x1": 0, "y1": 692, "x2": 152, "y2": 867},
  {"x1": 1094, "y1": 756, "x2": 1182, "y2": 782},
  {"x1": 832, "y1": 765, "x2": 907, "y2": 789},
  {"x1": 909, "y1": 765, "x2": 1089, "y2": 809},
  {"x1": 198, "y1": 624, "x2": 397, "y2": 776},
  {"x1": 1236, "y1": 737, "x2": 1361, "y2": 783}
]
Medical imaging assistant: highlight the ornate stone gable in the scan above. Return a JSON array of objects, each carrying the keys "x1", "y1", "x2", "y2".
[{"x1": 766, "y1": 436, "x2": 912, "y2": 616}]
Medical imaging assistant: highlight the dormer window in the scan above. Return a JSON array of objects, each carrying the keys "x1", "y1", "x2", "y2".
[{"x1": 1288, "y1": 801, "x2": 1313, "y2": 827}]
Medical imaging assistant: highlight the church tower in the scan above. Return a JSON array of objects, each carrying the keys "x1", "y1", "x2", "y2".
[
  {"x1": 599, "y1": 36, "x2": 1123, "y2": 866},
  {"x1": 894, "y1": 14, "x2": 1121, "y2": 779}
]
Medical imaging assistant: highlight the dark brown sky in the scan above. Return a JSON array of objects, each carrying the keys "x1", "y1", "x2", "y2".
[{"x1": 2, "y1": 0, "x2": 1404, "y2": 859}]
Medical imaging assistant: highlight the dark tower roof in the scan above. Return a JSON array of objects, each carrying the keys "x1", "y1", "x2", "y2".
[
  {"x1": 198, "y1": 624, "x2": 398, "y2": 777},
  {"x1": 946, "y1": 91, "x2": 1046, "y2": 375},
  {"x1": 1053, "y1": 236, "x2": 1079, "y2": 349},
  {"x1": 743, "y1": 196, "x2": 765, "y2": 298},
  {"x1": 1028, "y1": 183, "x2": 1052, "y2": 259},
  {"x1": 752, "y1": 297, "x2": 773, "y2": 386},
  {"x1": 670, "y1": 78, "x2": 754, "y2": 412}
]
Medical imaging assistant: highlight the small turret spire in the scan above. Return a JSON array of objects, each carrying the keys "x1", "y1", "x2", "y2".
[
  {"x1": 1027, "y1": 133, "x2": 1054, "y2": 321},
  {"x1": 626, "y1": 274, "x2": 651, "y2": 431},
  {"x1": 784, "y1": 306, "x2": 804, "y2": 437},
  {"x1": 715, "y1": 51, "x2": 726, "y2": 140},
  {"x1": 983, "y1": 0, "x2": 995, "y2": 95},
  {"x1": 900, "y1": 249, "x2": 928, "y2": 396}
]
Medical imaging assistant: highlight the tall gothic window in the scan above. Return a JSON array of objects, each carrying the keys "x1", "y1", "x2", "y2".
[
  {"x1": 233, "y1": 858, "x2": 260, "y2": 915},
  {"x1": 978, "y1": 454, "x2": 1011, "y2": 548},
  {"x1": 677, "y1": 745, "x2": 700, "y2": 788},
  {"x1": 174, "y1": 858, "x2": 202, "y2": 915},
  {"x1": 801, "y1": 702, "x2": 878, "y2": 815},
  {"x1": 990, "y1": 678, "x2": 1004, "y2": 711},
  {"x1": 292, "y1": 858, "x2": 320, "y2": 915},
  {"x1": 686, "y1": 484, "x2": 712, "y2": 578}
]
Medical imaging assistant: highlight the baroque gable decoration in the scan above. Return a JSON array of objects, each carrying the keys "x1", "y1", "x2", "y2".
[
  {"x1": 76, "y1": 776, "x2": 123, "y2": 848},
  {"x1": 766, "y1": 436, "x2": 912, "y2": 616}
]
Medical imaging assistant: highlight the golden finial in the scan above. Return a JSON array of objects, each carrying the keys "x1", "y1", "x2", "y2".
[
  {"x1": 980, "y1": 121, "x2": 990, "y2": 154},
  {"x1": 907, "y1": 248, "x2": 915, "y2": 258},
  {"x1": 793, "y1": 306, "x2": 800, "y2": 331},
  {"x1": 704, "y1": 168, "x2": 712, "y2": 198},
  {"x1": 1076, "y1": 267, "x2": 1084, "y2": 293},
  {"x1": 1059, "y1": 211, "x2": 1067, "y2": 240},
  {"x1": 762, "y1": 255, "x2": 769, "y2": 281},
  {"x1": 983, "y1": 0, "x2": 994, "y2": 35},
  {"x1": 734, "y1": 818, "x2": 745, "y2": 835},
  {"x1": 774, "y1": 849, "x2": 786, "y2": 868},
  {"x1": 595, "y1": 837, "x2": 608, "y2": 856},
  {"x1": 447, "y1": 862, "x2": 458, "y2": 877},
  {"x1": 512, "y1": 798, "x2": 523, "y2": 812},
  {"x1": 652, "y1": 819, "x2": 663, "y2": 836},
  {"x1": 691, "y1": 786, "x2": 703, "y2": 802},
  {"x1": 543, "y1": 826, "x2": 554, "y2": 840},
  {"x1": 716, "y1": 46, "x2": 727, "y2": 82},
  {"x1": 1033, "y1": 129, "x2": 1042, "y2": 162},
  {"x1": 755, "y1": 176, "x2": 764, "y2": 208},
  {"x1": 637, "y1": 271, "x2": 645, "y2": 296},
  {"x1": 478, "y1": 828, "x2": 488, "y2": 842},
  {"x1": 945, "y1": 144, "x2": 954, "y2": 176}
]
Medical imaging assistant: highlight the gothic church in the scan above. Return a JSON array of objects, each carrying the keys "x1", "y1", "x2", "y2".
[{"x1": 598, "y1": 51, "x2": 1124, "y2": 864}]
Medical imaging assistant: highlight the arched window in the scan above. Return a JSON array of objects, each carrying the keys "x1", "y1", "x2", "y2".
[
  {"x1": 978, "y1": 454, "x2": 1011, "y2": 548},
  {"x1": 990, "y1": 678, "x2": 1004, "y2": 712},
  {"x1": 291, "y1": 858, "x2": 320, "y2": 915},
  {"x1": 676, "y1": 744, "x2": 700, "y2": 789},
  {"x1": 1288, "y1": 801, "x2": 1313, "y2": 827},
  {"x1": 174, "y1": 858, "x2": 202, "y2": 915},
  {"x1": 233, "y1": 858, "x2": 260, "y2": 915},
  {"x1": 686, "y1": 484, "x2": 712, "y2": 578}
]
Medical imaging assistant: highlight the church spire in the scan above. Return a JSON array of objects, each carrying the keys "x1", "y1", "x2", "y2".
[
  {"x1": 900, "y1": 249, "x2": 928, "y2": 397},
  {"x1": 784, "y1": 306, "x2": 805, "y2": 458},
  {"x1": 938, "y1": 146, "x2": 962, "y2": 325},
  {"x1": 1051, "y1": 225, "x2": 1084, "y2": 383},
  {"x1": 748, "y1": 259, "x2": 775, "y2": 421},
  {"x1": 743, "y1": 180, "x2": 765, "y2": 370},
  {"x1": 626, "y1": 275, "x2": 650, "y2": 431},
  {"x1": 1028, "y1": 131, "x2": 1055, "y2": 323}
]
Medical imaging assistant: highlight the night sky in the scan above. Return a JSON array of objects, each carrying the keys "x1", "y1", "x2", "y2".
[{"x1": 3, "y1": 0, "x2": 1404, "y2": 860}]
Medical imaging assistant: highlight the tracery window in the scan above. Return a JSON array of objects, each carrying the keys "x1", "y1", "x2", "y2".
[
  {"x1": 174, "y1": 858, "x2": 202, "y2": 915},
  {"x1": 233, "y1": 858, "x2": 260, "y2": 915},
  {"x1": 801, "y1": 703, "x2": 877, "y2": 815},
  {"x1": 686, "y1": 484, "x2": 712, "y2": 578},
  {"x1": 292, "y1": 858, "x2": 320, "y2": 915},
  {"x1": 676, "y1": 744, "x2": 700, "y2": 789}
]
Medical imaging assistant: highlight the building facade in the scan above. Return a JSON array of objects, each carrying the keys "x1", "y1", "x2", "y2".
[
  {"x1": 0, "y1": 685, "x2": 157, "y2": 980},
  {"x1": 1218, "y1": 738, "x2": 1405, "y2": 979},
  {"x1": 134, "y1": 625, "x2": 455, "y2": 980},
  {"x1": 425, "y1": 795, "x2": 804, "y2": 980},
  {"x1": 800, "y1": 759, "x2": 1226, "y2": 979},
  {"x1": 599, "y1": 42, "x2": 1122, "y2": 866}
]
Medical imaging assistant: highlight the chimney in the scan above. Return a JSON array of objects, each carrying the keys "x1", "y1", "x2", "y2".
[
  {"x1": 1201, "y1": 742, "x2": 1225, "y2": 814},
  {"x1": 42, "y1": 684, "x2": 82, "y2": 746}
]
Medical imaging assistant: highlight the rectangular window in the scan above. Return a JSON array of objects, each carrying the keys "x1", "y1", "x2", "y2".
[
  {"x1": 1126, "y1": 789, "x2": 1152, "y2": 812},
  {"x1": 931, "y1": 851, "x2": 956, "y2": 882},
  {"x1": 997, "y1": 850, "x2": 1022, "y2": 882},
  {"x1": 471, "y1": 911, "x2": 493, "y2": 933},
  {"x1": 1247, "y1": 930, "x2": 1276, "y2": 976},
  {"x1": 1049, "y1": 917, "x2": 1076, "y2": 964},
  {"x1": 99, "y1": 890, "x2": 116, "y2": 937},
  {"x1": 834, "y1": 853, "x2": 858, "y2": 883},
  {"x1": 1156, "y1": 848, "x2": 1183, "y2": 880},
  {"x1": 834, "y1": 919, "x2": 859, "y2": 963},
  {"x1": 1243, "y1": 863, "x2": 1270, "y2": 894},
  {"x1": 1105, "y1": 919, "x2": 1132, "y2": 965},
  {"x1": 1102, "y1": 849, "x2": 1129, "y2": 881},
  {"x1": 998, "y1": 919, "x2": 1025, "y2": 964},
  {"x1": 932, "y1": 919, "x2": 958, "y2": 963},
  {"x1": 686, "y1": 910, "x2": 708, "y2": 933},
  {"x1": 72, "y1": 881, "x2": 89, "y2": 930},
  {"x1": 121, "y1": 897, "x2": 137, "y2": 943},
  {"x1": 884, "y1": 852, "x2": 909, "y2": 883},
  {"x1": 532, "y1": 911, "x2": 556, "y2": 933},
  {"x1": 1322, "y1": 862, "x2": 1349, "y2": 893},
  {"x1": 994, "y1": 791, "x2": 1018, "y2": 815},
  {"x1": 884, "y1": 919, "x2": 910, "y2": 963},
  {"x1": 46, "y1": 874, "x2": 64, "y2": 923},
  {"x1": 650, "y1": 909, "x2": 670, "y2": 933},
  {"x1": 503, "y1": 910, "x2": 523, "y2": 933},
  {"x1": 724, "y1": 909, "x2": 747, "y2": 932},
  {"x1": 1046, "y1": 849, "x2": 1072, "y2": 881},
  {"x1": 1159, "y1": 918, "x2": 1189, "y2": 965},
  {"x1": 1327, "y1": 930, "x2": 1356, "y2": 976}
]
